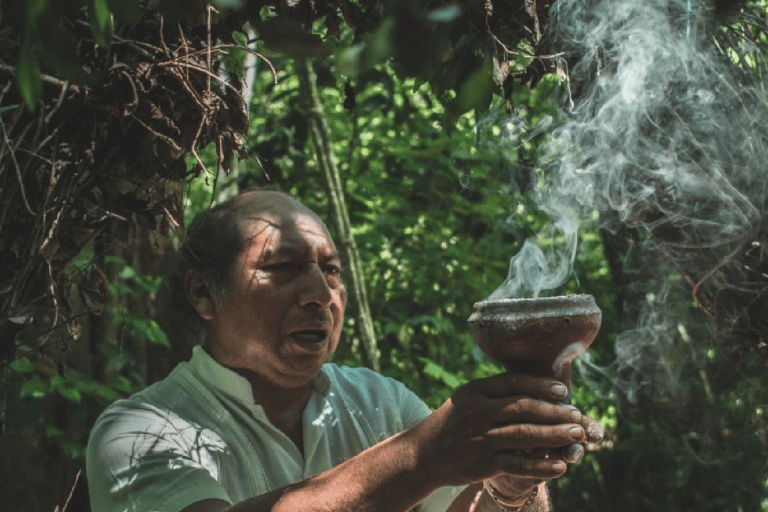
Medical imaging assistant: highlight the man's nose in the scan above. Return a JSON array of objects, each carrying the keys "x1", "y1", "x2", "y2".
[{"x1": 298, "y1": 264, "x2": 333, "y2": 308}]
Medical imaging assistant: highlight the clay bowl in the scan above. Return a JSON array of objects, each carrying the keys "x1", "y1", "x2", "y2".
[{"x1": 468, "y1": 295, "x2": 601, "y2": 396}]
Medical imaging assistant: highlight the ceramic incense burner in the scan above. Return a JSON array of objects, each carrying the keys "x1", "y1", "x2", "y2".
[{"x1": 468, "y1": 295, "x2": 601, "y2": 397}]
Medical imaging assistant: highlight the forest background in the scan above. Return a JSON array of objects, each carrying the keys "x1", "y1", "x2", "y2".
[{"x1": 1, "y1": 1, "x2": 768, "y2": 511}]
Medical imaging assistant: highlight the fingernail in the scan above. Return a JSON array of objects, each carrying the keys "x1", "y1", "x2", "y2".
[
  {"x1": 569, "y1": 408, "x2": 583, "y2": 424},
  {"x1": 569, "y1": 425, "x2": 584, "y2": 439},
  {"x1": 587, "y1": 422, "x2": 604, "y2": 442},
  {"x1": 551, "y1": 383, "x2": 568, "y2": 399},
  {"x1": 563, "y1": 443, "x2": 585, "y2": 462}
]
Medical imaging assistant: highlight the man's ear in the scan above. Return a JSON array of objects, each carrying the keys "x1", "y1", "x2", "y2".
[{"x1": 184, "y1": 269, "x2": 218, "y2": 321}]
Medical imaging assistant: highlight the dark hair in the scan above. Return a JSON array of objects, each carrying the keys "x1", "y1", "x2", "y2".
[
  {"x1": 167, "y1": 196, "x2": 247, "y2": 330},
  {"x1": 182, "y1": 202, "x2": 245, "y2": 290}
]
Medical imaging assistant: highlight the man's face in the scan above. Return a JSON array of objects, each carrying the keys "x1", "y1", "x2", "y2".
[{"x1": 206, "y1": 193, "x2": 347, "y2": 392}]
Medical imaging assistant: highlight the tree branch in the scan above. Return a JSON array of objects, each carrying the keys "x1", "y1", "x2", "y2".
[{"x1": 296, "y1": 58, "x2": 380, "y2": 371}]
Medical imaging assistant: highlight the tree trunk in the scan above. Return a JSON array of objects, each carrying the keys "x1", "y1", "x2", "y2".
[{"x1": 296, "y1": 59, "x2": 380, "y2": 371}]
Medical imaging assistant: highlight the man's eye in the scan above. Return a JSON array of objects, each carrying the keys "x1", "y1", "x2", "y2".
[{"x1": 324, "y1": 264, "x2": 342, "y2": 276}]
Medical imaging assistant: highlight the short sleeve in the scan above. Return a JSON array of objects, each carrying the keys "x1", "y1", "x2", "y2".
[
  {"x1": 86, "y1": 400, "x2": 232, "y2": 512},
  {"x1": 328, "y1": 365, "x2": 433, "y2": 439}
]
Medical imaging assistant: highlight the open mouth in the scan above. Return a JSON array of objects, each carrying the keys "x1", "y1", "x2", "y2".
[{"x1": 291, "y1": 330, "x2": 328, "y2": 344}]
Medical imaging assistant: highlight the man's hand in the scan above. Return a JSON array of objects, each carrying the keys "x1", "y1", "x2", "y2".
[
  {"x1": 405, "y1": 372, "x2": 604, "y2": 494},
  {"x1": 482, "y1": 379, "x2": 604, "y2": 507}
]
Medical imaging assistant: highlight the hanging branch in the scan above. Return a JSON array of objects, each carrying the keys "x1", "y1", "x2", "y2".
[{"x1": 296, "y1": 58, "x2": 380, "y2": 371}]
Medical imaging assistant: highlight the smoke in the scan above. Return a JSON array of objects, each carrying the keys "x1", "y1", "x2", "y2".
[
  {"x1": 486, "y1": 0, "x2": 768, "y2": 402},
  {"x1": 548, "y1": 0, "x2": 762, "y2": 242},
  {"x1": 548, "y1": 0, "x2": 767, "y2": 398},
  {"x1": 487, "y1": 218, "x2": 578, "y2": 300},
  {"x1": 485, "y1": 114, "x2": 591, "y2": 300}
]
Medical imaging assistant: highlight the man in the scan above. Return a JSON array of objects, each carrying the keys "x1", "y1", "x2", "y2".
[{"x1": 86, "y1": 190, "x2": 603, "y2": 512}]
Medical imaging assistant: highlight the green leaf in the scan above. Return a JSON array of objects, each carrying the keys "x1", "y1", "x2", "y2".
[
  {"x1": 451, "y1": 60, "x2": 495, "y2": 118},
  {"x1": 110, "y1": 374, "x2": 137, "y2": 394},
  {"x1": 119, "y1": 265, "x2": 136, "y2": 280},
  {"x1": 128, "y1": 316, "x2": 171, "y2": 347},
  {"x1": 420, "y1": 358, "x2": 463, "y2": 389},
  {"x1": 9, "y1": 357, "x2": 35, "y2": 373},
  {"x1": 38, "y1": 17, "x2": 95, "y2": 84},
  {"x1": 232, "y1": 30, "x2": 248, "y2": 46},
  {"x1": 89, "y1": 0, "x2": 115, "y2": 47},
  {"x1": 58, "y1": 439, "x2": 87, "y2": 459},
  {"x1": 255, "y1": 19, "x2": 333, "y2": 59},
  {"x1": 104, "y1": 255, "x2": 126, "y2": 265},
  {"x1": 46, "y1": 424, "x2": 64, "y2": 438},
  {"x1": 108, "y1": 282, "x2": 132, "y2": 298},
  {"x1": 17, "y1": 43, "x2": 43, "y2": 111},
  {"x1": 20, "y1": 377, "x2": 48, "y2": 399},
  {"x1": 107, "y1": 0, "x2": 141, "y2": 24},
  {"x1": 134, "y1": 274, "x2": 162, "y2": 294},
  {"x1": 56, "y1": 386, "x2": 83, "y2": 403},
  {"x1": 334, "y1": 44, "x2": 365, "y2": 78},
  {"x1": 335, "y1": 19, "x2": 395, "y2": 78},
  {"x1": 48, "y1": 373, "x2": 84, "y2": 403},
  {"x1": 25, "y1": 0, "x2": 49, "y2": 24},
  {"x1": 210, "y1": 0, "x2": 243, "y2": 9}
]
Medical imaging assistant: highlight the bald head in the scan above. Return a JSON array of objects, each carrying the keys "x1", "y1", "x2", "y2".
[{"x1": 230, "y1": 191, "x2": 325, "y2": 229}]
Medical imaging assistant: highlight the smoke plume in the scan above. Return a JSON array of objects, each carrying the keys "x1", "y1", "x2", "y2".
[{"x1": 488, "y1": 0, "x2": 768, "y2": 401}]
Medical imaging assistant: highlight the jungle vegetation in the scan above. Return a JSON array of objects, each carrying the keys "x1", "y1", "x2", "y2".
[{"x1": 1, "y1": 1, "x2": 767, "y2": 511}]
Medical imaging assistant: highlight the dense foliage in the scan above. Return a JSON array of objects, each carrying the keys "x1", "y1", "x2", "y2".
[{"x1": 2, "y1": 1, "x2": 768, "y2": 512}]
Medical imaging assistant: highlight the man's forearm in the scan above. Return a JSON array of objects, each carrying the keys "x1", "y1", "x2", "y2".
[{"x1": 222, "y1": 430, "x2": 439, "y2": 512}]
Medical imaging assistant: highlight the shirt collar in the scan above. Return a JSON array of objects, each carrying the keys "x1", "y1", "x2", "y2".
[{"x1": 189, "y1": 345, "x2": 332, "y2": 405}]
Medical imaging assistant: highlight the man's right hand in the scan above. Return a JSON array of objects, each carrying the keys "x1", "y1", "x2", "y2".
[{"x1": 403, "y1": 372, "x2": 603, "y2": 490}]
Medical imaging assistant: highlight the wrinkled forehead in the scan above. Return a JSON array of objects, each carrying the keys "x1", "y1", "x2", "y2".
[{"x1": 232, "y1": 192, "x2": 334, "y2": 250}]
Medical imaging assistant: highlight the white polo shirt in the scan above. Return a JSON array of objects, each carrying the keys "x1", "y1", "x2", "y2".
[{"x1": 87, "y1": 346, "x2": 462, "y2": 512}]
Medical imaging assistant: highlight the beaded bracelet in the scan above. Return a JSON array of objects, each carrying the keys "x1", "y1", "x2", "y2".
[{"x1": 483, "y1": 482, "x2": 539, "y2": 512}]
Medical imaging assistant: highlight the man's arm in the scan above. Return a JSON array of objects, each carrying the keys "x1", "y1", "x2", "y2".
[
  {"x1": 180, "y1": 483, "x2": 552, "y2": 512},
  {"x1": 180, "y1": 430, "x2": 454, "y2": 512},
  {"x1": 180, "y1": 372, "x2": 601, "y2": 512}
]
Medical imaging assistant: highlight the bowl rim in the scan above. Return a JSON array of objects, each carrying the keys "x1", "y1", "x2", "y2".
[{"x1": 470, "y1": 294, "x2": 599, "y2": 315}]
